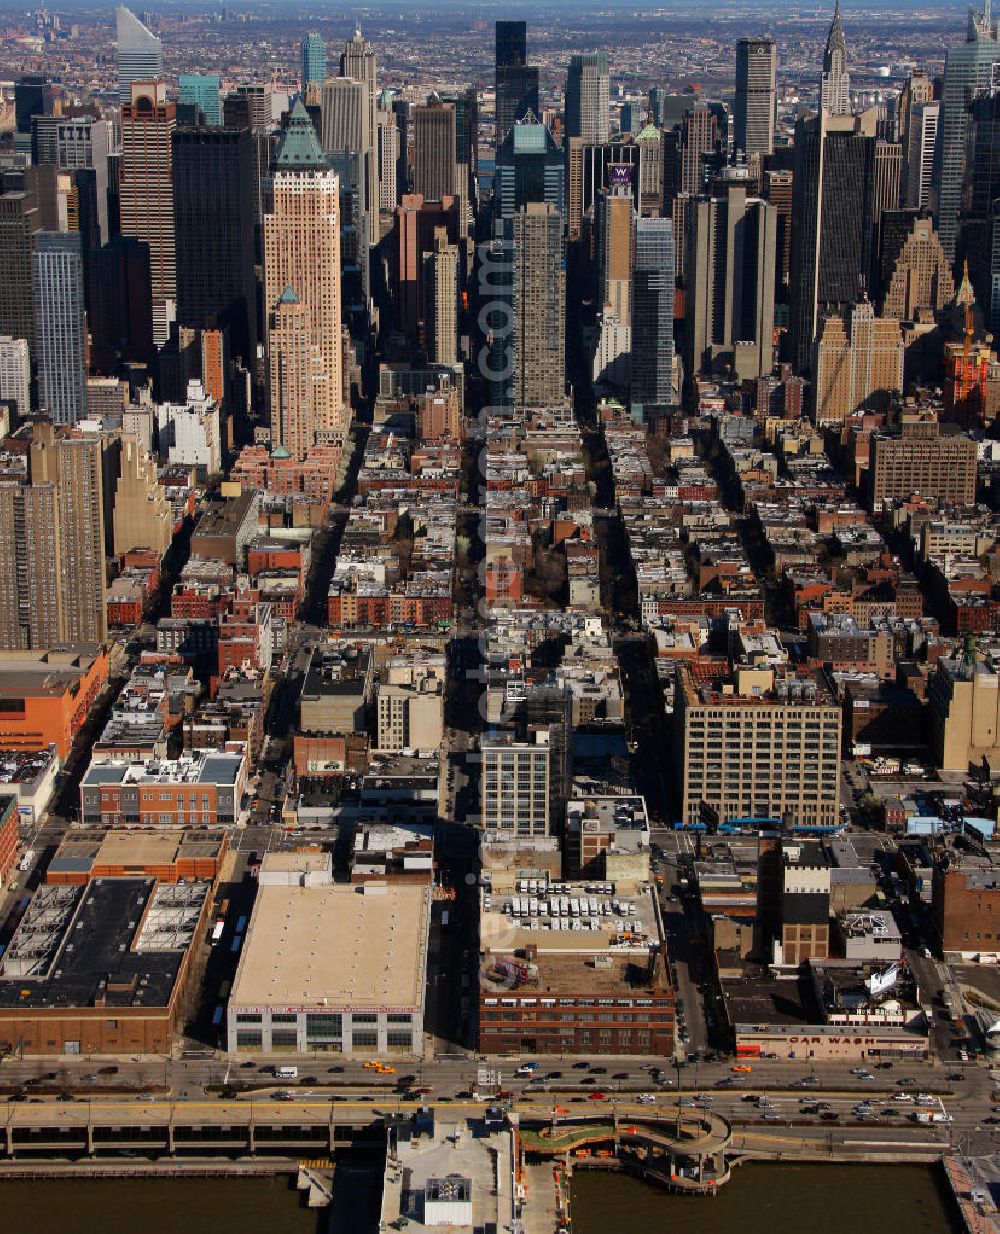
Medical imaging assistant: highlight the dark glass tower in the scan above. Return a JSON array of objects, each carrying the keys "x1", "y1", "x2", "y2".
[
  {"x1": 171, "y1": 125, "x2": 258, "y2": 367},
  {"x1": 496, "y1": 20, "x2": 539, "y2": 144}
]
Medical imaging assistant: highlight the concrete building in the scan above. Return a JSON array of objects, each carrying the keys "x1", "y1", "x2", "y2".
[
  {"x1": 905, "y1": 102, "x2": 938, "y2": 211},
  {"x1": 0, "y1": 335, "x2": 30, "y2": 417},
  {"x1": 0, "y1": 190, "x2": 41, "y2": 355},
  {"x1": 0, "y1": 646, "x2": 108, "y2": 759},
  {"x1": 120, "y1": 81, "x2": 176, "y2": 346},
  {"x1": 685, "y1": 170, "x2": 776, "y2": 381},
  {"x1": 513, "y1": 203, "x2": 565, "y2": 411},
  {"x1": 111, "y1": 434, "x2": 172, "y2": 558},
  {"x1": 812, "y1": 301, "x2": 903, "y2": 426},
  {"x1": 299, "y1": 645, "x2": 373, "y2": 736},
  {"x1": 597, "y1": 179, "x2": 634, "y2": 329},
  {"x1": 423, "y1": 229, "x2": 459, "y2": 366},
  {"x1": 413, "y1": 98, "x2": 457, "y2": 203},
  {"x1": 264, "y1": 102, "x2": 345, "y2": 455},
  {"x1": 0, "y1": 747, "x2": 58, "y2": 831},
  {"x1": 869, "y1": 416, "x2": 978, "y2": 510},
  {"x1": 675, "y1": 663, "x2": 842, "y2": 831},
  {"x1": 778, "y1": 841, "x2": 832, "y2": 965},
  {"x1": 928, "y1": 654, "x2": 1000, "y2": 772},
  {"x1": 156, "y1": 378, "x2": 222, "y2": 475},
  {"x1": 879, "y1": 214, "x2": 954, "y2": 320},
  {"x1": 376, "y1": 679, "x2": 444, "y2": 753},
  {"x1": 33, "y1": 232, "x2": 87, "y2": 425},
  {"x1": 227, "y1": 877, "x2": 430, "y2": 1055}
]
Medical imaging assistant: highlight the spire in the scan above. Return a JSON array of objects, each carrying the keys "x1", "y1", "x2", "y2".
[
  {"x1": 273, "y1": 99, "x2": 326, "y2": 170},
  {"x1": 956, "y1": 258, "x2": 975, "y2": 308},
  {"x1": 825, "y1": 0, "x2": 847, "y2": 56},
  {"x1": 820, "y1": 0, "x2": 851, "y2": 116}
]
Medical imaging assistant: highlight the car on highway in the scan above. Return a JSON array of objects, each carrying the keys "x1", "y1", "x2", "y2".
[
  {"x1": 572, "y1": 1061, "x2": 589, "y2": 1070},
  {"x1": 731, "y1": 1064, "x2": 752, "y2": 1074},
  {"x1": 612, "y1": 1072, "x2": 629, "y2": 1081},
  {"x1": 363, "y1": 1061, "x2": 380, "y2": 1070},
  {"x1": 947, "y1": 1072, "x2": 966, "y2": 1081},
  {"x1": 820, "y1": 1111, "x2": 840, "y2": 1122},
  {"x1": 590, "y1": 1066, "x2": 607, "y2": 1075},
  {"x1": 588, "y1": 1091, "x2": 607, "y2": 1101}
]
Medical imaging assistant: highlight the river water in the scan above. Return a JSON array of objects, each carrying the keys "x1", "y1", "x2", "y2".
[
  {"x1": 571, "y1": 1164, "x2": 962, "y2": 1233},
  {"x1": 0, "y1": 1163, "x2": 959, "y2": 1233}
]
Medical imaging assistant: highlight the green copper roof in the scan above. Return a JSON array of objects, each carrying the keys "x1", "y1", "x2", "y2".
[
  {"x1": 636, "y1": 123, "x2": 661, "y2": 141},
  {"x1": 278, "y1": 285, "x2": 300, "y2": 305},
  {"x1": 274, "y1": 99, "x2": 326, "y2": 170},
  {"x1": 270, "y1": 443, "x2": 291, "y2": 459}
]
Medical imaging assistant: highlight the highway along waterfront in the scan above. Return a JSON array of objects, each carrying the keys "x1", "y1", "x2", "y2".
[{"x1": 571, "y1": 1164, "x2": 959, "y2": 1233}]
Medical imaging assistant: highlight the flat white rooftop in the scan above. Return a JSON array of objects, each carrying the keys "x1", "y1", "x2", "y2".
[{"x1": 229, "y1": 882, "x2": 431, "y2": 1013}]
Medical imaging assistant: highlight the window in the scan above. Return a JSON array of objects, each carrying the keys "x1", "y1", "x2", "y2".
[
  {"x1": 271, "y1": 1013, "x2": 297, "y2": 1024},
  {"x1": 271, "y1": 1030, "x2": 298, "y2": 1047},
  {"x1": 352, "y1": 1013, "x2": 378, "y2": 1024},
  {"x1": 235, "y1": 1013, "x2": 262, "y2": 1024},
  {"x1": 386, "y1": 1032, "x2": 412, "y2": 1048},
  {"x1": 386, "y1": 1013, "x2": 411, "y2": 1024},
  {"x1": 306, "y1": 1013, "x2": 342, "y2": 1040},
  {"x1": 352, "y1": 1030, "x2": 378, "y2": 1048},
  {"x1": 235, "y1": 1030, "x2": 262, "y2": 1049}
]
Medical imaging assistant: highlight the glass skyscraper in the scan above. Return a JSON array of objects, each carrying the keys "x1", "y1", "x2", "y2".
[
  {"x1": 301, "y1": 32, "x2": 327, "y2": 91},
  {"x1": 631, "y1": 217, "x2": 675, "y2": 413},
  {"x1": 178, "y1": 74, "x2": 221, "y2": 126},
  {"x1": 32, "y1": 232, "x2": 87, "y2": 425}
]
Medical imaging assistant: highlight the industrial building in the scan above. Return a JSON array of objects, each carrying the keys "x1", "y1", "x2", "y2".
[
  {"x1": 0, "y1": 876, "x2": 210, "y2": 1054},
  {"x1": 46, "y1": 829, "x2": 229, "y2": 886},
  {"x1": 227, "y1": 862, "x2": 430, "y2": 1056},
  {"x1": 478, "y1": 874, "x2": 674, "y2": 1056}
]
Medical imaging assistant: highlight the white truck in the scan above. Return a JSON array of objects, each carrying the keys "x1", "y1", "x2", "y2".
[{"x1": 274, "y1": 1066, "x2": 298, "y2": 1080}]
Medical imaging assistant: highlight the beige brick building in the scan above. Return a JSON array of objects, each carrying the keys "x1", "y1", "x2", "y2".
[{"x1": 813, "y1": 300, "x2": 903, "y2": 426}]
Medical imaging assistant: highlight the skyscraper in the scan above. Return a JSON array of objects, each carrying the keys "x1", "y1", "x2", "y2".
[
  {"x1": 423, "y1": 228, "x2": 460, "y2": 366},
  {"x1": 376, "y1": 104, "x2": 399, "y2": 210},
  {"x1": 30, "y1": 113, "x2": 111, "y2": 252},
  {"x1": 413, "y1": 97, "x2": 458, "y2": 202},
  {"x1": 495, "y1": 20, "x2": 539, "y2": 143},
  {"x1": 321, "y1": 77, "x2": 370, "y2": 154},
  {"x1": 631, "y1": 217, "x2": 675, "y2": 411},
  {"x1": 513, "y1": 202, "x2": 565, "y2": 410},
  {"x1": 300, "y1": 32, "x2": 327, "y2": 93},
  {"x1": 172, "y1": 126, "x2": 257, "y2": 367},
  {"x1": 934, "y1": 3, "x2": 999, "y2": 260},
  {"x1": 33, "y1": 232, "x2": 87, "y2": 426},
  {"x1": 116, "y1": 6, "x2": 162, "y2": 104},
  {"x1": 878, "y1": 213, "x2": 955, "y2": 319},
  {"x1": 263, "y1": 101, "x2": 344, "y2": 456},
  {"x1": 597, "y1": 175, "x2": 635, "y2": 326},
  {"x1": 340, "y1": 26, "x2": 380, "y2": 229},
  {"x1": 494, "y1": 117, "x2": 565, "y2": 222},
  {"x1": 685, "y1": 170, "x2": 777, "y2": 380},
  {"x1": 565, "y1": 53, "x2": 610, "y2": 145},
  {"x1": 0, "y1": 420, "x2": 108, "y2": 649},
  {"x1": 812, "y1": 300, "x2": 904, "y2": 425},
  {"x1": 119, "y1": 80, "x2": 176, "y2": 345},
  {"x1": 0, "y1": 187, "x2": 40, "y2": 351},
  {"x1": 734, "y1": 37, "x2": 777, "y2": 158},
  {"x1": 905, "y1": 101, "x2": 939, "y2": 210},
  {"x1": 820, "y1": 0, "x2": 851, "y2": 117},
  {"x1": 789, "y1": 114, "x2": 876, "y2": 373},
  {"x1": 178, "y1": 74, "x2": 222, "y2": 126}
]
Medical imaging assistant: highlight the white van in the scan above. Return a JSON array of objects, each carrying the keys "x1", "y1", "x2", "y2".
[{"x1": 274, "y1": 1066, "x2": 298, "y2": 1080}]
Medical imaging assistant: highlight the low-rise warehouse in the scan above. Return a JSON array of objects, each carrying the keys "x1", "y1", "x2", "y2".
[
  {"x1": 227, "y1": 874, "x2": 430, "y2": 1057},
  {"x1": 0, "y1": 877, "x2": 210, "y2": 1055}
]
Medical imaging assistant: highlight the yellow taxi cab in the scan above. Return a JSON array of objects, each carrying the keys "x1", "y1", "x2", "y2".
[{"x1": 731, "y1": 1064, "x2": 753, "y2": 1074}]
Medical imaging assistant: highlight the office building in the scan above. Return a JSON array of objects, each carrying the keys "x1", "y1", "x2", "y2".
[
  {"x1": 928, "y1": 654, "x2": 1000, "y2": 772},
  {"x1": 300, "y1": 32, "x2": 327, "y2": 93},
  {"x1": 963, "y1": 91, "x2": 1000, "y2": 334},
  {"x1": 820, "y1": 0, "x2": 851, "y2": 116},
  {"x1": 631, "y1": 216, "x2": 675, "y2": 412},
  {"x1": 230, "y1": 84, "x2": 272, "y2": 132},
  {"x1": 812, "y1": 300, "x2": 903, "y2": 426},
  {"x1": 904, "y1": 101, "x2": 938, "y2": 210},
  {"x1": 778, "y1": 842, "x2": 832, "y2": 965},
  {"x1": 0, "y1": 336, "x2": 30, "y2": 417},
  {"x1": 685, "y1": 169, "x2": 777, "y2": 380},
  {"x1": 764, "y1": 168, "x2": 793, "y2": 293},
  {"x1": 395, "y1": 193, "x2": 462, "y2": 342},
  {"x1": 14, "y1": 75, "x2": 55, "y2": 139},
  {"x1": 934, "y1": 2, "x2": 998, "y2": 260},
  {"x1": 495, "y1": 20, "x2": 539, "y2": 143},
  {"x1": 869, "y1": 415, "x2": 978, "y2": 510},
  {"x1": 413, "y1": 97, "x2": 457, "y2": 202},
  {"x1": 228, "y1": 869, "x2": 429, "y2": 1056},
  {"x1": 33, "y1": 233, "x2": 87, "y2": 426},
  {"x1": 0, "y1": 189, "x2": 40, "y2": 352},
  {"x1": 376, "y1": 104, "x2": 399, "y2": 210},
  {"x1": 263, "y1": 102, "x2": 344, "y2": 456},
  {"x1": 377, "y1": 679, "x2": 444, "y2": 752},
  {"x1": 30, "y1": 113, "x2": 111, "y2": 253},
  {"x1": 177, "y1": 74, "x2": 221, "y2": 126},
  {"x1": 734, "y1": 37, "x2": 777, "y2": 158},
  {"x1": 513, "y1": 203, "x2": 565, "y2": 411},
  {"x1": 88, "y1": 235, "x2": 154, "y2": 370},
  {"x1": 635, "y1": 124, "x2": 664, "y2": 217},
  {"x1": 789, "y1": 115, "x2": 876, "y2": 373},
  {"x1": 340, "y1": 26, "x2": 379, "y2": 228},
  {"x1": 321, "y1": 77, "x2": 371, "y2": 156},
  {"x1": 597, "y1": 177, "x2": 634, "y2": 327},
  {"x1": 675, "y1": 663, "x2": 842, "y2": 831},
  {"x1": 494, "y1": 117, "x2": 565, "y2": 222},
  {"x1": 878, "y1": 213, "x2": 955, "y2": 319},
  {"x1": 111, "y1": 434, "x2": 172, "y2": 558},
  {"x1": 897, "y1": 70, "x2": 935, "y2": 153},
  {"x1": 423, "y1": 229, "x2": 460, "y2": 366},
  {"x1": 120, "y1": 81, "x2": 176, "y2": 346},
  {"x1": 116, "y1": 5, "x2": 162, "y2": 103},
  {"x1": 565, "y1": 53, "x2": 610, "y2": 145},
  {"x1": 172, "y1": 126, "x2": 257, "y2": 367}
]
